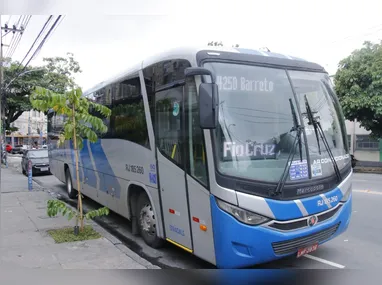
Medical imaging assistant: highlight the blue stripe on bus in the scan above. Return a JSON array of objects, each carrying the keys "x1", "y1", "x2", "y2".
[
  {"x1": 69, "y1": 140, "x2": 84, "y2": 182},
  {"x1": 79, "y1": 140, "x2": 97, "y2": 189},
  {"x1": 265, "y1": 187, "x2": 344, "y2": 220},
  {"x1": 264, "y1": 199, "x2": 302, "y2": 220},
  {"x1": 89, "y1": 139, "x2": 121, "y2": 198},
  {"x1": 69, "y1": 141, "x2": 77, "y2": 180}
]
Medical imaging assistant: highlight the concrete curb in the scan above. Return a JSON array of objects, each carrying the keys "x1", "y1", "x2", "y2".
[
  {"x1": 353, "y1": 167, "x2": 382, "y2": 174},
  {"x1": 33, "y1": 178, "x2": 161, "y2": 269}
]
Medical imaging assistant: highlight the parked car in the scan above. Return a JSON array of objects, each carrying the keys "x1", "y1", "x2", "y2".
[
  {"x1": 11, "y1": 144, "x2": 24, "y2": 154},
  {"x1": 21, "y1": 149, "x2": 51, "y2": 176},
  {"x1": 5, "y1": 144, "x2": 12, "y2": 153}
]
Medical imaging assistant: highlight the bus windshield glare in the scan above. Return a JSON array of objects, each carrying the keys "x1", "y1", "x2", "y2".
[{"x1": 203, "y1": 62, "x2": 351, "y2": 183}]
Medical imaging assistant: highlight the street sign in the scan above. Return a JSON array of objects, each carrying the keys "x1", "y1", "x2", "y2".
[{"x1": 28, "y1": 160, "x2": 33, "y2": 191}]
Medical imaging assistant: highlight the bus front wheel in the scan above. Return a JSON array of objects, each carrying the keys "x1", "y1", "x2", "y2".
[{"x1": 136, "y1": 193, "x2": 164, "y2": 248}]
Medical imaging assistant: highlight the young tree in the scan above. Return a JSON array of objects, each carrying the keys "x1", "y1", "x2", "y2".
[
  {"x1": 334, "y1": 40, "x2": 382, "y2": 138},
  {"x1": 30, "y1": 86, "x2": 111, "y2": 232}
]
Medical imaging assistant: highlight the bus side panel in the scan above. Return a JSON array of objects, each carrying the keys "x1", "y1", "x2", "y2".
[
  {"x1": 186, "y1": 176, "x2": 216, "y2": 265},
  {"x1": 49, "y1": 140, "x2": 66, "y2": 183},
  {"x1": 90, "y1": 139, "x2": 162, "y2": 233},
  {"x1": 79, "y1": 140, "x2": 99, "y2": 201}
]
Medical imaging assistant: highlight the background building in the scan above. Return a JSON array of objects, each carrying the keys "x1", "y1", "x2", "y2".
[
  {"x1": 6, "y1": 110, "x2": 47, "y2": 146},
  {"x1": 346, "y1": 120, "x2": 382, "y2": 162}
]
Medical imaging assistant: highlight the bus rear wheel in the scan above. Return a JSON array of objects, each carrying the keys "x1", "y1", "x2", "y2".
[
  {"x1": 136, "y1": 193, "x2": 164, "y2": 248},
  {"x1": 65, "y1": 168, "x2": 77, "y2": 199}
]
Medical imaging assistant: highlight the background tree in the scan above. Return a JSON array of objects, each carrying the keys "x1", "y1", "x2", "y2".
[
  {"x1": 30, "y1": 86, "x2": 111, "y2": 232},
  {"x1": 3, "y1": 60, "x2": 46, "y2": 130},
  {"x1": 42, "y1": 52, "x2": 82, "y2": 94},
  {"x1": 334, "y1": 40, "x2": 382, "y2": 138},
  {"x1": 2, "y1": 52, "x2": 82, "y2": 131},
  {"x1": 208, "y1": 41, "x2": 223, "y2": 46}
]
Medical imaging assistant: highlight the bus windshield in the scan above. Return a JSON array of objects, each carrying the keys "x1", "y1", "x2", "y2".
[{"x1": 203, "y1": 62, "x2": 350, "y2": 183}]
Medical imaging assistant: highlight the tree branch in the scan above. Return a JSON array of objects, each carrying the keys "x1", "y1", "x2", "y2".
[{"x1": 10, "y1": 110, "x2": 25, "y2": 123}]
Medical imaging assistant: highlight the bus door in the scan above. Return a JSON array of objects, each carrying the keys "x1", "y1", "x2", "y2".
[{"x1": 155, "y1": 85, "x2": 193, "y2": 252}]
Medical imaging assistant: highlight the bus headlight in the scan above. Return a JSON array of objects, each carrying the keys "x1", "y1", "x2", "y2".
[
  {"x1": 216, "y1": 198, "x2": 270, "y2": 225},
  {"x1": 341, "y1": 186, "x2": 352, "y2": 202}
]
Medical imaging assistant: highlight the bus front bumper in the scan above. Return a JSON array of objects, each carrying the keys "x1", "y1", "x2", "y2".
[{"x1": 210, "y1": 194, "x2": 352, "y2": 269}]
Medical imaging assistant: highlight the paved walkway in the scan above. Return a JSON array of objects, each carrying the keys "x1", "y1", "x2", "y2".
[{"x1": 0, "y1": 167, "x2": 159, "y2": 269}]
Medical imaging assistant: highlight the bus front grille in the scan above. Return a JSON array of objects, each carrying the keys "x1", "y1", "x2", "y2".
[
  {"x1": 267, "y1": 204, "x2": 343, "y2": 231},
  {"x1": 271, "y1": 223, "x2": 340, "y2": 255}
]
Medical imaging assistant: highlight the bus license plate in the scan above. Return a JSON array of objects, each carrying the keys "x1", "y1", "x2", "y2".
[
  {"x1": 41, "y1": 167, "x2": 48, "y2": 172},
  {"x1": 297, "y1": 243, "x2": 318, "y2": 258}
]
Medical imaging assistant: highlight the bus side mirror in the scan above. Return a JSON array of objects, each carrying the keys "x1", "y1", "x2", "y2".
[
  {"x1": 199, "y1": 83, "x2": 219, "y2": 129},
  {"x1": 184, "y1": 67, "x2": 219, "y2": 129}
]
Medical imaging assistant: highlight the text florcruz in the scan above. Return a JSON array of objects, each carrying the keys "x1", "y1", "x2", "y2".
[{"x1": 223, "y1": 142, "x2": 276, "y2": 158}]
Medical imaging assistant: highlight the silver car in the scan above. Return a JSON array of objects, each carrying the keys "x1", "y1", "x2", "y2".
[{"x1": 21, "y1": 149, "x2": 51, "y2": 176}]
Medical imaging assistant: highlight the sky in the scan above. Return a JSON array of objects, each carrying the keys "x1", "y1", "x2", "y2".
[{"x1": 2, "y1": 0, "x2": 382, "y2": 91}]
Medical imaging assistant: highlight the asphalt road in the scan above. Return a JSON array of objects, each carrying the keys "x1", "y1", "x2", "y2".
[{"x1": 5, "y1": 154, "x2": 382, "y2": 269}]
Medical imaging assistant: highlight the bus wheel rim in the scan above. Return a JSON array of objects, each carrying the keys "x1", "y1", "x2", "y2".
[
  {"x1": 140, "y1": 204, "x2": 156, "y2": 237},
  {"x1": 67, "y1": 175, "x2": 72, "y2": 194}
]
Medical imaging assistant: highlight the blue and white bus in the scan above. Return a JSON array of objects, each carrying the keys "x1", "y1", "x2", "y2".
[{"x1": 47, "y1": 46, "x2": 353, "y2": 268}]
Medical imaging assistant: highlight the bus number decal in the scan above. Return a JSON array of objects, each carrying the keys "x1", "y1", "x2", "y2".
[
  {"x1": 317, "y1": 195, "x2": 338, "y2": 207},
  {"x1": 125, "y1": 164, "x2": 144, "y2": 175}
]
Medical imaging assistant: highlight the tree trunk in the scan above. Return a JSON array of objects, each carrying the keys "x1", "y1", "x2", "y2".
[{"x1": 72, "y1": 104, "x2": 84, "y2": 231}]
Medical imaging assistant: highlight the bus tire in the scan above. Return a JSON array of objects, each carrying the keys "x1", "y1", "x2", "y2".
[
  {"x1": 65, "y1": 168, "x2": 77, "y2": 199},
  {"x1": 136, "y1": 192, "x2": 164, "y2": 248}
]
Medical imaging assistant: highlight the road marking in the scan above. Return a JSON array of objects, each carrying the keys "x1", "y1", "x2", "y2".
[
  {"x1": 353, "y1": 190, "x2": 382, "y2": 195},
  {"x1": 304, "y1": 254, "x2": 345, "y2": 269}
]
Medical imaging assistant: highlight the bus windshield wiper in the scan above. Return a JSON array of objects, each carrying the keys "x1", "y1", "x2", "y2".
[
  {"x1": 271, "y1": 98, "x2": 303, "y2": 197},
  {"x1": 303, "y1": 95, "x2": 342, "y2": 182}
]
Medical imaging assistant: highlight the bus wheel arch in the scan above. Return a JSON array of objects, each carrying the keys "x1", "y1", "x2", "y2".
[{"x1": 127, "y1": 184, "x2": 164, "y2": 248}]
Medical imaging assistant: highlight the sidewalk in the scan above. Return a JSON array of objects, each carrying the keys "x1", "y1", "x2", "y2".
[{"x1": 0, "y1": 167, "x2": 160, "y2": 269}]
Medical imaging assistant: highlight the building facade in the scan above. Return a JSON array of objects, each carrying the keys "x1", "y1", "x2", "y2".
[
  {"x1": 6, "y1": 110, "x2": 47, "y2": 146},
  {"x1": 346, "y1": 119, "x2": 382, "y2": 162}
]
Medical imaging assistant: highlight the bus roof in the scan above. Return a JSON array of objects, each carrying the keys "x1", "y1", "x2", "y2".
[{"x1": 83, "y1": 45, "x2": 324, "y2": 96}]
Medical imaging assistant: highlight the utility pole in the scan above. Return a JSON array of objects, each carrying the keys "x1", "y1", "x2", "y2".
[{"x1": 1, "y1": 17, "x2": 25, "y2": 180}]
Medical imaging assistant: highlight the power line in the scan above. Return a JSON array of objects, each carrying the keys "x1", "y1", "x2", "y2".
[
  {"x1": 4, "y1": 16, "x2": 22, "y2": 57},
  {"x1": 21, "y1": 15, "x2": 62, "y2": 71},
  {"x1": 17, "y1": 15, "x2": 52, "y2": 69},
  {"x1": 8, "y1": 15, "x2": 31, "y2": 59},
  {"x1": 31, "y1": 15, "x2": 65, "y2": 59},
  {"x1": 19, "y1": 15, "x2": 61, "y2": 74},
  {"x1": 4, "y1": 15, "x2": 27, "y2": 58},
  {"x1": 3, "y1": 15, "x2": 62, "y2": 92}
]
